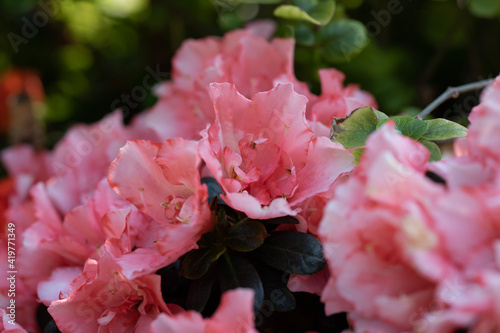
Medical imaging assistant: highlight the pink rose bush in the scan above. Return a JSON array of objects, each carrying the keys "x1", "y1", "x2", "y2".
[{"x1": 2, "y1": 18, "x2": 500, "y2": 333}]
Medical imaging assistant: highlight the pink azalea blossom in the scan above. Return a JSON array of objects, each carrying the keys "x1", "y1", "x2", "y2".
[
  {"x1": 49, "y1": 247, "x2": 173, "y2": 333},
  {"x1": 318, "y1": 123, "x2": 443, "y2": 332},
  {"x1": 199, "y1": 83, "x2": 353, "y2": 219},
  {"x1": 108, "y1": 138, "x2": 212, "y2": 277},
  {"x1": 149, "y1": 288, "x2": 257, "y2": 333},
  {"x1": 132, "y1": 27, "x2": 312, "y2": 141},
  {"x1": 307, "y1": 69, "x2": 378, "y2": 137}
]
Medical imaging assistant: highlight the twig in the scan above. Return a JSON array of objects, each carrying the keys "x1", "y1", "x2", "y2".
[{"x1": 416, "y1": 78, "x2": 495, "y2": 119}]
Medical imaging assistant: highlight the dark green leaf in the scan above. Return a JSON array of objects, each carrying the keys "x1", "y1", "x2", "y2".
[
  {"x1": 180, "y1": 248, "x2": 214, "y2": 280},
  {"x1": 185, "y1": 264, "x2": 217, "y2": 312},
  {"x1": 198, "y1": 231, "x2": 217, "y2": 248},
  {"x1": 225, "y1": 220, "x2": 268, "y2": 252},
  {"x1": 421, "y1": 119, "x2": 468, "y2": 141},
  {"x1": 420, "y1": 140, "x2": 442, "y2": 162},
  {"x1": 253, "y1": 231, "x2": 326, "y2": 275},
  {"x1": 258, "y1": 265, "x2": 296, "y2": 312},
  {"x1": 330, "y1": 106, "x2": 380, "y2": 149},
  {"x1": 318, "y1": 19, "x2": 368, "y2": 63},
  {"x1": 294, "y1": 25, "x2": 316, "y2": 46},
  {"x1": 377, "y1": 116, "x2": 429, "y2": 140},
  {"x1": 215, "y1": 207, "x2": 229, "y2": 239},
  {"x1": 220, "y1": 252, "x2": 264, "y2": 310},
  {"x1": 211, "y1": 243, "x2": 227, "y2": 262}
]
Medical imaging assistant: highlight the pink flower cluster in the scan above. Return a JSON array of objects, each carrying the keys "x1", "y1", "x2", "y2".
[
  {"x1": 0, "y1": 23, "x2": 374, "y2": 333},
  {"x1": 318, "y1": 76, "x2": 500, "y2": 332}
]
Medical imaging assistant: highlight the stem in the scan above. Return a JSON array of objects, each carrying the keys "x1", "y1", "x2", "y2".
[{"x1": 416, "y1": 78, "x2": 495, "y2": 119}]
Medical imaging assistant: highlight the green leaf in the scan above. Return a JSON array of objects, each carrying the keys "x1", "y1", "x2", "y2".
[
  {"x1": 220, "y1": 252, "x2": 264, "y2": 310},
  {"x1": 294, "y1": 25, "x2": 316, "y2": 46},
  {"x1": 197, "y1": 231, "x2": 217, "y2": 248},
  {"x1": 274, "y1": 0, "x2": 335, "y2": 25},
  {"x1": 253, "y1": 231, "x2": 326, "y2": 275},
  {"x1": 421, "y1": 119, "x2": 468, "y2": 141},
  {"x1": 318, "y1": 19, "x2": 368, "y2": 63},
  {"x1": 185, "y1": 264, "x2": 217, "y2": 312},
  {"x1": 225, "y1": 220, "x2": 268, "y2": 252},
  {"x1": 468, "y1": 0, "x2": 500, "y2": 18},
  {"x1": 258, "y1": 265, "x2": 295, "y2": 312},
  {"x1": 373, "y1": 110, "x2": 389, "y2": 121},
  {"x1": 180, "y1": 248, "x2": 215, "y2": 280},
  {"x1": 377, "y1": 116, "x2": 429, "y2": 140},
  {"x1": 306, "y1": 0, "x2": 335, "y2": 25},
  {"x1": 351, "y1": 148, "x2": 365, "y2": 165},
  {"x1": 420, "y1": 140, "x2": 442, "y2": 162},
  {"x1": 330, "y1": 106, "x2": 380, "y2": 149}
]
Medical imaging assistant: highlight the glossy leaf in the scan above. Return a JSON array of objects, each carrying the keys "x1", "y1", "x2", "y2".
[
  {"x1": 294, "y1": 25, "x2": 316, "y2": 46},
  {"x1": 377, "y1": 116, "x2": 429, "y2": 140},
  {"x1": 225, "y1": 220, "x2": 268, "y2": 252},
  {"x1": 421, "y1": 118, "x2": 468, "y2": 141},
  {"x1": 180, "y1": 248, "x2": 215, "y2": 280},
  {"x1": 197, "y1": 231, "x2": 217, "y2": 248},
  {"x1": 258, "y1": 265, "x2": 296, "y2": 312},
  {"x1": 318, "y1": 19, "x2": 368, "y2": 63},
  {"x1": 220, "y1": 252, "x2": 264, "y2": 310},
  {"x1": 185, "y1": 264, "x2": 217, "y2": 312},
  {"x1": 253, "y1": 231, "x2": 326, "y2": 275},
  {"x1": 330, "y1": 106, "x2": 380, "y2": 149},
  {"x1": 420, "y1": 140, "x2": 442, "y2": 162}
]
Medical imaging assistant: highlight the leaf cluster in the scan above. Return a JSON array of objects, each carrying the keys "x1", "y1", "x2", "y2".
[{"x1": 330, "y1": 106, "x2": 467, "y2": 163}]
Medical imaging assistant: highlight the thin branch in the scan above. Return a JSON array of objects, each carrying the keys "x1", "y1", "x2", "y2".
[{"x1": 416, "y1": 78, "x2": 495, "y2": 119}]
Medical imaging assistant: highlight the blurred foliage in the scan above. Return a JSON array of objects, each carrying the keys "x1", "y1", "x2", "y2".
[{"x1": 0, "y1": 0, "x2": 499, "y2": 153}]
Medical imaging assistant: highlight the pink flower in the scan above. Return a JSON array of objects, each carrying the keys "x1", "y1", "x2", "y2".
[
  {"x1": 199, "y1": 83, "x2": 353, "y2": 219},
  {"x1": 49, "y1": 248, "x2": 173, "y2": 333},
  {"x1": 318, "y1": 123, "x2": 442, "y2": 332},
  {"x1": 46, "y1": 111, "x2": 130, "y2": 215},
  {"x1": 132, "y1": 27, "x2": 312, "y2": 141},
  {"x1": 459, "y1": 75, "x2": 500, "y2": 165},
  {"x1": 307, "y1": 69, "x2": 378, "y2": 137},
  {"x1": 149, "y1": 288, "x2": 257, "y2": 333},
  {"x1": 108, "y1": 138, "x2": 212, "y2": 276}
]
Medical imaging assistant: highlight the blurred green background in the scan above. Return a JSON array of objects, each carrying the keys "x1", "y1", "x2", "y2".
[{"x1": 0, "y1": 0, "x2": 499, "y2": 153}]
